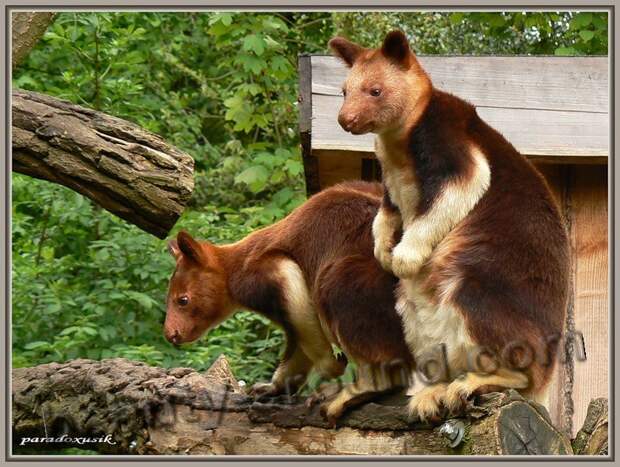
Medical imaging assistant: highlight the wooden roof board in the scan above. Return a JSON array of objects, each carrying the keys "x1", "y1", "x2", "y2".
[{"x1": 308, "y1": 55, "x2": 609, "y2": 160}]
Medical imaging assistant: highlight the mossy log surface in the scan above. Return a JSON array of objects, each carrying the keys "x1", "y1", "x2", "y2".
[
  {"x1": 12, "y1": 357, "x2": 580, "y2": 455},
  {"x1": 572, "y1": 398, "x2": 608, "y2": 455}
]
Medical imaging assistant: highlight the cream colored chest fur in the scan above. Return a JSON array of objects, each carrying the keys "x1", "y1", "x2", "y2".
[{"x1": 397, "y1": 278, "x2": 476, "y2": 378}]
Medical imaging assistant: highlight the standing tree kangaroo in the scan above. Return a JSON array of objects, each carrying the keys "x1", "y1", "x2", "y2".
[
  {"x1": 164, "y1": 181, "x2": 412, "y2": 424},
  {"x1": 330, "y1": 31, "x2": 570, "y2": 421}
]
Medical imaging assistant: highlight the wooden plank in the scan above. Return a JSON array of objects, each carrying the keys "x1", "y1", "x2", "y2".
[
  {"x1": 312, "y1": 94, "x2": 609, "y2": 160},
  {"x1": 570, "y1": 165, "x2": 609, "y2": 437},
  {"x1": 309, "y1": 55, "x2": 608, "y2": 162},
  {"x1": 312, "y1": 55, "x2": 608, "y2": 113},
  {"x1": 316, "y1": 149, "x2": 366, "y2": 190},
  {"x1": 534, "y1": 164, "x2": 572, "y2": 434},
  {"x1": 299, "y1": 54, "x2": 320, "y2": 195},
  {"x1": 299, "y1": 54, "x2": 313, "y2": 135}
]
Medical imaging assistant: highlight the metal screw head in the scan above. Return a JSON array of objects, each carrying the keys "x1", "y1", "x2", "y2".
[{"x1": 439, "y1": 419, "x2": 465, "y2": 448}]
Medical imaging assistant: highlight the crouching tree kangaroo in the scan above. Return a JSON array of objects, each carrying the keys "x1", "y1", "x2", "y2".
[
  {"x1": 330, "y1": 31, "x2": 570, "y2": 421},
  {"x1": 164, "y1": 181, "x2": 412, "y2": 423}
]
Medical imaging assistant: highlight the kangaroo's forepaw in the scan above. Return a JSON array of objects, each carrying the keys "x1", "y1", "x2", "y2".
[
  {"x1": 374, "y1": 244, "x2": 394, "y2": 273},
  {"x1": 391, "y1": 244, "x2": 425, "y2": 278}
]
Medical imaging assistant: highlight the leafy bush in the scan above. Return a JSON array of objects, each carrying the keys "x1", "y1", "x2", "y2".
[{"x1": 12, "y1": 12, "x2": 607, "y2": 383}]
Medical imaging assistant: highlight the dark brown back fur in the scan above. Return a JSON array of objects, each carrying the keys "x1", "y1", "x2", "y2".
[{"x1": 194, "y1": 181, "x2": 412, "y2": 365}]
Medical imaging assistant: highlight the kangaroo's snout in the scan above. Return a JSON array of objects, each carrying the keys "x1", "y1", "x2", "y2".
[
  {"x1": 338, "y1": 112, "x2": 358, "y2": 132},
  {"x1": 165, "y1": 328, "x2": 181, "y2": 345}
]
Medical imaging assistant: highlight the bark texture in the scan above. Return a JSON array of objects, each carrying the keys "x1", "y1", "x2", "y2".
[
  {"x1": 12, "y1": 89, "x2": 195, "y2": 238},
  {"x1": 11, "y1": 12, "x2": 55, "y2": 69},
  {"x1": 12, "y1": 357, "x2": 575, "y2": 456},
  {"x1": 572, "y1": 398, "x2": 608, "y2": 455}
]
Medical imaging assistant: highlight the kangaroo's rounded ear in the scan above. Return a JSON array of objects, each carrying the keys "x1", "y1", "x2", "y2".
[
  {"x1": 177, "y1": 230, "x2": 206, "y2": 264},
  {"x1": 329, "y1": 36, "x2": 364, "y2": 67},
  {"x1": 168, "y1": 238, "x2": 181, "y2": 259},
  {"x1": 381, "y1": 30, "x2": 412, "y2": 66}
]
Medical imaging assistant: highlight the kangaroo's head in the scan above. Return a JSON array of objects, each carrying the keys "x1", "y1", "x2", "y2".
[
  {"x1": 164, "y1": 231, "x2": 233, "y2": 345},
  {"x1": 329, "y1": 30, "x2": 432, "y2": 136}
]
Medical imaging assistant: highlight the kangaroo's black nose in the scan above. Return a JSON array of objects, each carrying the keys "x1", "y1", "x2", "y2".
[
  {"x1": 166, "y1": 329, "x2": 180, "y2": 345},
  {"x1": 338, "y1": 113, "x2": 358, "y2": 132}
]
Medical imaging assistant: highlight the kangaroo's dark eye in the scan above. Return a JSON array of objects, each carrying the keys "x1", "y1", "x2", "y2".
[
  {"x1": 177, "y1": 295, "x2": 189, "y2": 306},
  {"x1": 342, "y1": 88, "x2": 347, "y2": 97},
  {"x1": 370, "y1": 88, "x2": 381, "y2": 97}
]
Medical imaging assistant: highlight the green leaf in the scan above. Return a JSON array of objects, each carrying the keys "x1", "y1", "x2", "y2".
[
  {"x1": 236, "y1": 54, "x2": 265, "y2": 74},
  {"x1": 126, "y1": 291, "x2": 156, "y2": 310},
  {"x1": 14, "y1": 74, "x2": 39, "y2": 89},
  {"x1": 239, "y1": 83, "x2": 263, "y2": 96},
  {"x1": 235, "y1": 165, "x2": 269, "y2": 192},
  {"x1": 487, "y1": 14, "x2": 506, "y2": 28},
  {"x1": 207, "y1": 21, "x2": 230, "y2": 37},
  {"x1": 243, "y1": 34, "x2": 266, "y2": 56},
  {"x1": 271, "y1": 56, "x2": 290, "y2": 74},
  {"x1": 592, "y1": 14, "x2": 608, "y2": 30},
  {"x1": 220, "y1": 13, "x2": 233, "y2": 26},
  {"x1": 579, "y1": 30, "x2": 595, "y2": 42},
  {"x1": 449, "y1": 13, "x2": 464, "y2": 24},
  {"x1": 82, "y1": 327, "x2": 98, "y2": 337},
  {"x1": 272, "y1": 187, "x2": 294, "y2": 206},
  {"x1": 571, "y1": 12, "x2": 593, "y2": 29},
  {"x1": 60, "y1": 326, "x2": 80, "y2": 336},
  {"x1": 23, "y1": 341, "x2": 50, "y2": 350},
  {"x1": 285, "y1": 159, "x2": 303, "y2": 176},
  {"x1": 262, "y1": 17, "x2": 287, "y2": 31},
  {"x1": 270, "y1": 169, "x2": 285, "y2": 184},
  {"x1": 554, "y1": 46, "x2": 577, "y2": 56}
]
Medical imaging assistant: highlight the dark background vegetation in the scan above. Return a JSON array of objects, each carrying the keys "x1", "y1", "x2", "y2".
[{"x1": 12, "y1": 12, "x2": 607, "y2": 385}]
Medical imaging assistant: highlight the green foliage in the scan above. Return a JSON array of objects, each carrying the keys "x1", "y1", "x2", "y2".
[
  {"x1": 12, "y1": 173, "x2": 283, "y2": 381},
  {"x1": 12, "y1": 12, "x2": 607, "y2": 384}
]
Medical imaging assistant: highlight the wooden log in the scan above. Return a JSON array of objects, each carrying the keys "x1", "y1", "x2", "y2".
[
  {"x1": 572, "y1": 398, "x2": 608, "y2": 455},
  {"x1": 11, "y1": 12, "x2": 55, "y2": 69},
  {"x1": 12, "y1": 89, "x2": 194, "y2": 238},
  {"x1": 12, "y1": 357, "x2": 573, "y2": 455}
]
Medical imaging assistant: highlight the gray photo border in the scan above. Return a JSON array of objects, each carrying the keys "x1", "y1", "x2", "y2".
[{"x1": 0, "y1": 1, "x2": 616, "y2": 465}]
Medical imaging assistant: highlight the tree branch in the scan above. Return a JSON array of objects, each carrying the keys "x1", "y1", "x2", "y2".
[
  {"x1": 12, "y1": 89, "x2": 195, "y2": 238},
  {"x1": 11, "y1": 12, "x2": 56, "y2": 69}
]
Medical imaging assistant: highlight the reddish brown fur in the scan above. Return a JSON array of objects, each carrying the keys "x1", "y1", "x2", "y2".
[
  {"x1": 330, "y1": 31, "x2": 570, "y2": 402},
  {"x1": 165, "y1": 181, "x2": 412, "y2": 390}
]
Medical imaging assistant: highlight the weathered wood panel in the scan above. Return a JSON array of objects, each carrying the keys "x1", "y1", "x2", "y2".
[
  {"x1": 316, "y1": 150, "x2": 365, "y2": 189},
  {"x1": 311, "y1": 55, "x2": 608, "y2": 112},
  {"x1": 312, "y1": 96, "x2": 608, "y2": 159},
  {"x1": 299, "y1": 54, "x2": 320, "y2": 195},
  {"x1": 534, "y1": 164, "x2": 573, "y2": 436},
  {"x1": 570, "y1": 165, "x2": 609, "y2": 437},
  {"x1": 310, "y1": 55, "x2": 608, "y2": 162}
]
